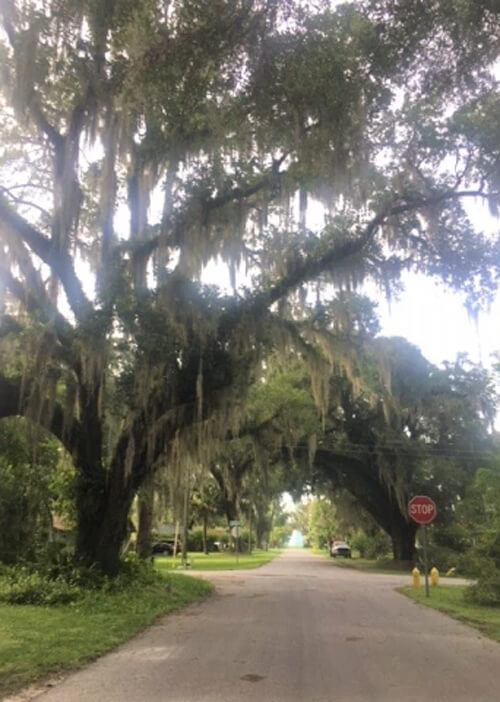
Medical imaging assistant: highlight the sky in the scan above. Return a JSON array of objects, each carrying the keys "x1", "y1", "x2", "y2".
[
  {"x1": 376, "y1": 200, "x2": 499, "y2": 370},
  {"x1": 377, "y1": 276, "x2": 499, "y2": 368}
]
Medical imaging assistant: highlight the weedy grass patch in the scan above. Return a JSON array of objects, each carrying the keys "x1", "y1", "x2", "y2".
[
  {"x1": 399, "y1": 585, "x2": 500, "y2": 643},
  {"x1": 0, "y1": 572, "x2": 212, "y2": 698},
  {"x1": 154, "y1": 548, "x2": 282, "y2": 573}
]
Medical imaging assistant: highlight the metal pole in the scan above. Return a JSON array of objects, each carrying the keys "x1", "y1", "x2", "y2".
[{"x1": 423, "y1": 524, "x2": 430, "y2": 597}]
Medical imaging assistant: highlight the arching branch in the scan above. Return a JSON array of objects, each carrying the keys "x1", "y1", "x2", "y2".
[
  {"x1": 252, "y1": 187, "x2": 497, "y2": 310},
  {"x1": 0, "y1": 196, "x2": 92, "y2": 321},
  {"x1": 0, "y1": 374, "x2": 73, "y2": 448},
  {"x1": 0, "y1": 264, "x2": 75, "y2": 349}
]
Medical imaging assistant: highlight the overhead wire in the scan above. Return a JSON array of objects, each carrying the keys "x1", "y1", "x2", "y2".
[{"x1": 294, "y1": 440, "x2": 497, "y2": 461}]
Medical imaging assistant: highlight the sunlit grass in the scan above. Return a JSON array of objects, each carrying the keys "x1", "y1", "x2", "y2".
[
  {"x1": 0, "y1": 573, "x2": 212, "y2": 698},
  {"x1": 400, "y1": 585, "x2": 500, "y2": 643},
  {"x1": 154, "y1": 548, "x2": 283, "y2": 573}
]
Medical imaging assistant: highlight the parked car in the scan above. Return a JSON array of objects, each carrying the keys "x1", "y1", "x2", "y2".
[
  {"x1": 330, "y1": 540, "x2": 351, "y2": 558},
  {"x1": 152, "y1": 540, "x2": 178, "y2": 555}
]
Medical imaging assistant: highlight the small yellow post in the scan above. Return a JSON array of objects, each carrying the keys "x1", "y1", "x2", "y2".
[
  {"x1": 412, "y1": 567, "x2": 421, "y2": 589},
  {"x1": 430, "y1": 567, "x2": 439, "y2": 587}
]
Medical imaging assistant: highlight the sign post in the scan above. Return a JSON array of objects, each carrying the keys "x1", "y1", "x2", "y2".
[{"x1": 408, "y1": 495, "x2": 437, "y2": 598}]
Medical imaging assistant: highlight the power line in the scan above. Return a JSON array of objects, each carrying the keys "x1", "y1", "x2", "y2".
[{"x1": 294, "y1": 441, "x2": 497, "y2": 461}]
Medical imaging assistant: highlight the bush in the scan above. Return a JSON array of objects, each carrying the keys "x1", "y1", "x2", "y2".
[
  {"x1": 186, "y1": 527, "x2": 258, "y2": 553},
  {"x1": 423, "y1": 543, "x2": 459, "y2": 572},
  {"x1": 0, "y1": 419, "x2": 72, "y2": 565},
  {"x1": 0, "y1": 566, "x2": 81, "y2": 605},
  {"x1": 0, "y1": 554, "x2": 163, "y2": 605},
  {"x1": 465, "y1": 563, "x2": 500, "y2": 606},
  {"x1": 187, "y1": 528, "x2": 229, "y2": 552},
  {"x1": 229, "y1": 529, "x2": 254, "y2": 553},
  {"x1": 270, "y1": 525, "x2": 292, "y2": 548},
  {"x1": 350, "y1": 531, "x2": 391, "y2": 559},
  {"x1": 423, "y1": 525, "x2": 466, "y2": 572}
]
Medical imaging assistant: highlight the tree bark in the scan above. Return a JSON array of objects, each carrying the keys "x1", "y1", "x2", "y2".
[
  {"x1": 181, "y1": 472, "x2": 190, "y2": 565},
  {"x1": 211, "y1": 466, "x2": 239, "y2": 523},
  {"x1": 74, "y1": 467, "x2": 135, "y2": 576},
  {"x1": 136, "y1": 473, "x2": 155, "y2": 559},
  {"x1": 202, "y1": 513, "x2": 208, "y2": 554},
  {"x1": 390, "y1": 517, "x2": 418, "y2": 563}
]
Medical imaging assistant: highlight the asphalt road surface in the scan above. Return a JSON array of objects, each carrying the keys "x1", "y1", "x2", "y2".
[{"x1": 30, "y1": 549, "x2": 500, "y2": 702}]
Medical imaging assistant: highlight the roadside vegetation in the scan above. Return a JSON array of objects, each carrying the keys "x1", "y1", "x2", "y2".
[
  {"x1": 400, "y1": 586, "x2": 500, "y2": 644},
  {"x1": 0, "y1": 545, "x2": 281, "y2": 697},
  {"x1": 0, "y1": 567, "x2": 212, "y2": 699},
  {"x1": 154, "y1": 549, "x2": 282, "y2": 573}
]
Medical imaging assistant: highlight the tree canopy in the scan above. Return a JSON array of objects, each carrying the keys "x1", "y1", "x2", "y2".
[{"x1": 0, "y1": 0, "x2": 499, "y2": 572}]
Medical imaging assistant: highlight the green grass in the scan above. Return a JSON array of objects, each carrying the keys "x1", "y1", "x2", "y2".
[
  {"x1": 0, "y1": 550, "x2": 280, "y2": 696},
  {"x1": 399, "y1": 585, "x2": 500, "y2": 643},
  {"x1": 154, "y1": 548, "x2": 282, "y2": 574},
  {"x1": 0, "y1": 573, "x2": 212, "y2": 698}
]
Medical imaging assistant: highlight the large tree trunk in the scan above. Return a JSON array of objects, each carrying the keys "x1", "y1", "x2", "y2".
[
  {"x1": 211, "y1": 466, "x2": 238, "y2": 523},
  {"x1": 247, "y1": 507, "x2": 253, "y2": 554},
  {"x1": 74, "y1": 475, "x2": 134, "y2": 575},
  {"x1": 202, "y1": 513, "x2": 208, "y2": 554},
  {"x1": 255, "y1": 512, "x2": 268, "y2": 549},
  {"x1": 72, "y1": 389, "x2": 119, "y2": 572},
  {"x1": 72, "y1": 408, "x2": 143, "y2": 575},
  {"x1": 390, "y1": 517, "x2": 418, "y2": 563},
  {"x1": 136, "y1": 473, "x2": 155, "y2": 559}
]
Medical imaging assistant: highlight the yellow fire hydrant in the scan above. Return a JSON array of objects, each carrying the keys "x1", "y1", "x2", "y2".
[
  {"x1": 412, "y1": 567, "x2": 421, "y2": 589},
  {"x1": 430, "y1": 567, "x2": 439, "y2": 587}
]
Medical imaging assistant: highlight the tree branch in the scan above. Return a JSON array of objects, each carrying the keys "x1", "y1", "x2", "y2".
[
  {"x1": 0, "y1": 186, "x2": 52, "y2": 219},
  {"x1": 29, "y1": 101, "x2": 65, "y2": 152},
  {"x1": 0, "y1": 10, "x2": 65, "y2": 151},
  {"x1": 126, "y1": 153, "x2": 290, "y2": 264},
  {"x1": 0, "y1": 264, "x2": 75, "y2": 350},
  {"x1": 0, "y1": 195, "x2": 92, "y2": 321},
  {"x1": 0, "y1": 374, "x2": 71, "y2": 447},
  {"x1": 251, "y1": 188, "x2": 497, "y2": 311}
]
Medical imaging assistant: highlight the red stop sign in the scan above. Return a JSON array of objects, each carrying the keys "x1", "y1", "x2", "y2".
[{"x1": 408, "y1": 495, "x2": 437, "y2": 525}]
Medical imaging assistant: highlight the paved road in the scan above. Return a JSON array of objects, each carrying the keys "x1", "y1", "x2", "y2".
[{"x1": 31, "y1": 549, "x2": 500, "y2": 702}]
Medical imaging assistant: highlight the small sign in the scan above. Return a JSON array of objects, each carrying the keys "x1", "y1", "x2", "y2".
[
  {"x1": 229, "y1": 520, "x2": 240, "y2": 527},
  {"x1": 231, "y1": 526, "x2": 241, "y2": 538},
  {"x1": 408, "y1": 495, "x2": 437, "y2": 525}
]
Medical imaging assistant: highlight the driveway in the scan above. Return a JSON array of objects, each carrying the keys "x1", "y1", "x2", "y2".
[{"x1": 30, "y1": 549, "x2": 500, "y2": 702}]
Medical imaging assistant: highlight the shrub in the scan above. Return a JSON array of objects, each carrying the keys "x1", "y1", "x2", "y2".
[
  {"x1": 423, "y1": 543, "x2": 459, "y2": 572},
  {"x1": 236, "y1": 529, "x2": 254, "y2": 553},
  {"x1": 0, "y1": 566, "x2": 81, "y2": 605},
  {"x1": 350, "y1": 531, "x2": 391, "y2": 559},
  {"x1": 0, "y1": 554, "x2": 164, "y2": 605},
  {"x1": 465, "y1": 563, "x2": 500, "y2": 607},
  {"x1": 187, "y1": 528, "x2": 230, "y2": 552},
  {"x1": 185, "y1": 527, "x2": 260, "y2": 553}
]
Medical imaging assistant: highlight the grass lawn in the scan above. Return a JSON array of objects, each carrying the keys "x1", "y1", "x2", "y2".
[
  {"x1": 0, "y1": 573, "x2": 212, "y2": 698},
  {"x1": 154, "y1": 548, "x2": 282, "y2": 574},
  {"x1": 399, "y1": 585, "x2": 500, "y2": 643}
]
